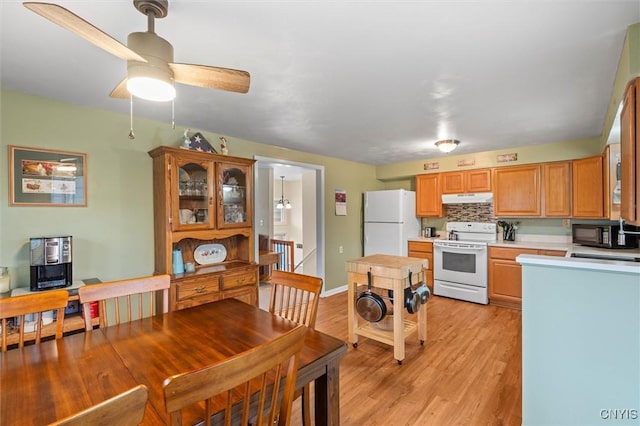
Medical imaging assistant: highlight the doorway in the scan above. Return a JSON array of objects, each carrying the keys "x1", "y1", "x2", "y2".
[{"x1": 253, "y1": 156, "x2": 325, "y2": 286}]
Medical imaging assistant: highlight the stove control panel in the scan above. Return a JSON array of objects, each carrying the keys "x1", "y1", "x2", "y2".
[{"x1": 446, "y1": 222, "x2": 497, "y2": 234}]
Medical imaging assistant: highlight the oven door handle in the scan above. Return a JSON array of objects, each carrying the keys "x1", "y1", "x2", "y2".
[{"x1": 434, "y1": 242, "x2": 486, "y2": 251}]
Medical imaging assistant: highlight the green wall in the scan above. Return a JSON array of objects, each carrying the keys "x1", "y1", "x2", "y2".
[
  {"x1": 0, "y1": 89, "x2": 383, "y2": 292},
  {"x1": 0, "y1": 61, "x2": 630, "y2": 292}
]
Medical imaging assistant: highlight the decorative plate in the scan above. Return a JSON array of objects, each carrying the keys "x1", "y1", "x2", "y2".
[{"x1": 194, "y1": 243, "x2": 227, "y2": 265}]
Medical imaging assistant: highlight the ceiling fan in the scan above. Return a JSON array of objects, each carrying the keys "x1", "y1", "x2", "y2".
[{"x1": 23, "y1": 1, "x2": 250, "y2": 102}]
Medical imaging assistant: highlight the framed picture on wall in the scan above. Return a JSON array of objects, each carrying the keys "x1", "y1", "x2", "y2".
[{"x1": 9, "y1": 145, "x2": 87, "y2": 206}]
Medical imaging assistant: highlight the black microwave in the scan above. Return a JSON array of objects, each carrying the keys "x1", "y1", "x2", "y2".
[{"x1": 572, "y1": 224, "x2": 638, "y2": 249}]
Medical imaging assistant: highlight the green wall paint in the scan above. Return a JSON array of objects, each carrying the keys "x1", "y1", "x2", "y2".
[{"x1": 1, "y1": 90, "x2": 382, "y2": 292}]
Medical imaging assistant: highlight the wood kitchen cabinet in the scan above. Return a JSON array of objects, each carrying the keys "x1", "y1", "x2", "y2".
[
  {"x1": 493, "y1": 165, "x2": 541, "y2": 217},
  {"x1": 415, "y1": 173, "x2": 442, "y2": 217},
  {"x1": 621, "y1": 77, "x2": 639, "y2": 225},
  {"x1": 542, "y1": 161, "x2": 572, "y2": 217},
  {"x1": 489, "y1": 246, "x2": 565, "y2": 309},
  {"x1": 148, "y1": 146, "x2": 258, "y2": 311},
  {"x1": 603, "y1": 143, "x2": 622, "y2": 220},
  {"x1": 440, "y1": 169, "x2": 492, "y2": 194},
  {"x1": 407, "y1": 241, "x2": 434, "y2": 291},
  {"x1": 572, "y1": 155, "x2": 604, "y2": 218}
]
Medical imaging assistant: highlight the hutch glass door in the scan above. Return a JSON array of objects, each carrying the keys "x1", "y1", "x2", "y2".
[
  {"x1": 172, "y1": 158, "x2": 214, "y2": 231},
  {"x1": 218, "y1": 162, "x2": 251, "y2": 228}
]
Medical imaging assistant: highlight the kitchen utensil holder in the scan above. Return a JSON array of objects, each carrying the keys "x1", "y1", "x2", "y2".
[{"x1": 503, "y1": 229, "x2": 515, "y2": 241}]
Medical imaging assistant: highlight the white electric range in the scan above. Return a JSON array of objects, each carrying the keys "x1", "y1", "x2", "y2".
[{"x1": 433, "y1": 222, "x2": 497, "y2": 304}]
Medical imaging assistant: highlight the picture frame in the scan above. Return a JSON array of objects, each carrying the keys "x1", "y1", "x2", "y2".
[{"x1": 9, "y1": 145, "x2": 87, "y2": 206}]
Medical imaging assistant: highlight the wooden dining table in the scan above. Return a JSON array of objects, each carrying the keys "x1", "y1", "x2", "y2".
[{"x1": 0, "y1": 298, "x2": 347, "y2": 425}]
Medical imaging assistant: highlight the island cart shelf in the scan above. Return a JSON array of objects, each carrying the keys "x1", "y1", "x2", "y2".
[{"x1": 345, "y1": 254, "x2": 428, "y2": 364}]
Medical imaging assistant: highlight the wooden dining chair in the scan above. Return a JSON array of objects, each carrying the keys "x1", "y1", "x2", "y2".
[
  {"x1": 163, "y1": 324, "x2": 307, "y2": 426},
  {"x1": 268, "y1": 270, "x2": 323, "y2": 425},
  {"x1": 78, "y1": 274, "x2": 170, "y2": 331},
  {"x1": 0, "y1": 289, "x2": 69, "y2": 352},
  {"x1": 48, "y1": 384, "x2": 148, "y2": 426}
]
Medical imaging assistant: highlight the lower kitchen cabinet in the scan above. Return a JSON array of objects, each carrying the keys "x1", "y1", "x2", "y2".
[
  {"x1": 407, "y1": 241, "x2": 434, "y2": 291},
  {"x1": 488, "y1": 247, "x2": 565, "y2": 309}
]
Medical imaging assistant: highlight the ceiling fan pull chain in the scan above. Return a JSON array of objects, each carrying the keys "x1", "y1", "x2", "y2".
[
  {"x1": 171, "y1": 99, "x2": 175, "y2": 129},
  {"x1": 128, "y1": 95, "x2": 136, "y2": 140}
]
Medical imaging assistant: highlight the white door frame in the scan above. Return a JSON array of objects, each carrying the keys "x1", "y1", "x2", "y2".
[{"x1": 253, "y1": 156, "x2": 325, "y2": 285}]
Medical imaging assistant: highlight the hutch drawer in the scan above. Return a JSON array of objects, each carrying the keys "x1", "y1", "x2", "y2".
[{"x1": 221, "y1": 269, "x2": 257, "y2": 290}]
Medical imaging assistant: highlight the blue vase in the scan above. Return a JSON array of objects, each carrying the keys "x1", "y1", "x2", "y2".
[{"x1": 172, "y1": 249, "x2": 184, "y2": 274}]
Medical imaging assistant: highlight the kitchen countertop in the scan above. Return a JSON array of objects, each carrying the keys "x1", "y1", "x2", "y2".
[
  {"x1": 517, "y1": 253, "x2": 640, "y2": 274},
  {"x1": 407, "y1": 234, "x2": 640, "y2": 271}
]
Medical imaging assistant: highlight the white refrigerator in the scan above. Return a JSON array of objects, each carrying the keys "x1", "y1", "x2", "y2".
[{"x1": 364, "y1": 189, "x2": 421, "y2": 257}]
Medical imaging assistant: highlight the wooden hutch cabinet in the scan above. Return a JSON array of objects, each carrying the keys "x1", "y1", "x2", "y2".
[{"x1": 148, "y1": 146, "x2": 258, "y2": 311}]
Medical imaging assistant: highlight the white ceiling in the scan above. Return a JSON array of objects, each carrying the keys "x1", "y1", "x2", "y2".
[{"x1": 2, "y1": 1, "x2": 639, "y2": 165}]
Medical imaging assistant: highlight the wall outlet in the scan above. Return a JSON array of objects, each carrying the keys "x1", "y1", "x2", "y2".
[
  {"x1": 562, "y1": 219, "x2": 571, "y2": 228},
  {"x1": 339, "y1": 245, "x2": 343, "y2": 254}
]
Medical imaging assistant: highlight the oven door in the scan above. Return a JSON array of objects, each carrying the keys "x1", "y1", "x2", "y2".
[{"x1": 433, "y1": 241, "x2": 487, "y2": 287}]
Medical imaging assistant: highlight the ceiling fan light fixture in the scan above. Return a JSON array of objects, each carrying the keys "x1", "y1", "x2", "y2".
[
  {"x1": 435, "y1": 139, "x2": 460, "y2": 153},
  {"x1": 126, "y1": 31, "x2": 175, "y2": 101},
  {"x1": 127, "y1": 75, "x2": 175, "y2": 101}
]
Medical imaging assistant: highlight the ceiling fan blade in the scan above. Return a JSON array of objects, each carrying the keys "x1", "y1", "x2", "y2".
[
  {"x1": 109, "y1": 78, "x2": 129, "y2": 99},
  {"x1": 23, "y1": 2, "x2": 147, "y2": 63},
  {"x1": 170, "y1": 63, "x2": 250, "y2": 94}
]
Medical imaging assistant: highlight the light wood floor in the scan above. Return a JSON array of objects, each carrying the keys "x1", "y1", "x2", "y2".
[{"x1": 286, "y1": 291, "x2": 522, "y2": 426}]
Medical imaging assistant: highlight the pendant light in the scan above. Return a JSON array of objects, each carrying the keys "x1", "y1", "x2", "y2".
[{"x1": 276, "y1": 176, "x2": 292, "y2": 209}]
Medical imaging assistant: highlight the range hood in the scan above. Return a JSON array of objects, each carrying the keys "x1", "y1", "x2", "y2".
[{"x1": 441, "y1": 192, "x2": 493, "y2": 204}]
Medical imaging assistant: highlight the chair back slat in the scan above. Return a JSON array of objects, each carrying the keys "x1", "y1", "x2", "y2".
[
  {"x1": 268, "y1": 270, "x2": 322, "y2": 328},
  {"x1": 163, "y1": 325, "x2": 307, "y2": 426},
  {"x1": 0, "y1": 289, "x2": 69, "y2": 352},
  {"x1": 78, "y1": 275, "x2": 170, "y2": 331},
  {"x1": 48, "y1": 384, "x2": 148, "y2": 426}
]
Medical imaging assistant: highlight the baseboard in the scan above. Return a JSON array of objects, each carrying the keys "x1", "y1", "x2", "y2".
[{"x1": 321, "y1": 284, "x2": 347, "y2": 298}]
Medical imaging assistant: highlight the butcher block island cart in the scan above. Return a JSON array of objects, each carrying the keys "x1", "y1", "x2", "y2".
[{"x1": 346, "y1": 254, "x2": 428, "y2": 364}]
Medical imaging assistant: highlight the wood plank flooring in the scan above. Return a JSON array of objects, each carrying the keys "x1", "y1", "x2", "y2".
[{"x1": 287, "y1": 291, "x2": 522, "y2": 425}]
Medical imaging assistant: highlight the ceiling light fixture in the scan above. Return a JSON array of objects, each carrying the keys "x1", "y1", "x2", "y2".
[
  {"x1": 435, "y1": 139, "x2": 460, "y2": 153},
  {"x1": 125, "y1": 30, "x2": 176, "y2": 102},
  {"x1": 276, "y1": 176, "x2": 292, "y2": 210}
]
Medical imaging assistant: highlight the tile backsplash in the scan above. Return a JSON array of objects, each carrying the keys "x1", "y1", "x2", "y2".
[{"x1": 445, "y1": 203, "x2": 495, "y2": 222}]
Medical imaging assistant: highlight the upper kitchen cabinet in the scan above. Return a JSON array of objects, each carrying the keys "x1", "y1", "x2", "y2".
[
  {"x1": 440, "y1": 169, "x2": 491, "y2": 194},
  {"x1": 572, "y1": 155, "x2": 604, "y2": 218},
  {"x1": 493, "y1": 165, "x2": 541, "y2": 217},
  {"x1": 416, "y1": 174, "x2": 442, "y2": 217},
  {"x1": 621, "y1": 78, "x2": 639, "y2": 225},
  {"x1": 603, "y1": 143, "x2": 621, "y2": 220},
  {"x1": 542, "y1": 161, "x2": 571, "y2": 217}
]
